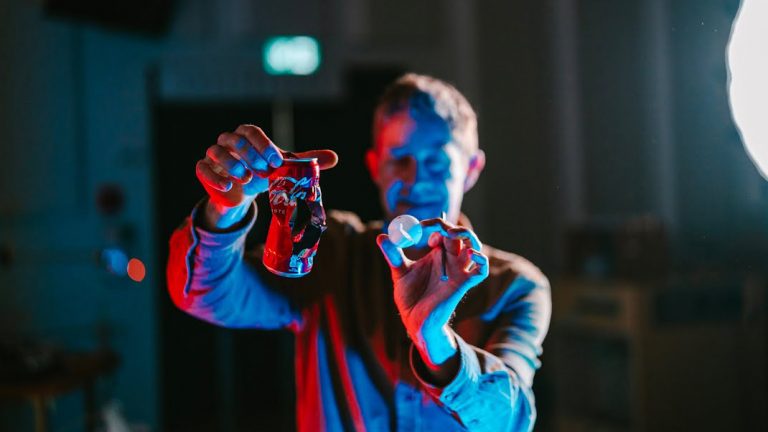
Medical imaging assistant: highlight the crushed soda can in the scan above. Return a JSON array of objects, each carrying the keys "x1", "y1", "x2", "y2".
[{"x1": 263, "y1": 156, "x2": 326, "y2": 277}]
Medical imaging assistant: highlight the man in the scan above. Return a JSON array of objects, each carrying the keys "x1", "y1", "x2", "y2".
[{"x1": 167, "y1": 73, "x2": 551, "y2": 431}]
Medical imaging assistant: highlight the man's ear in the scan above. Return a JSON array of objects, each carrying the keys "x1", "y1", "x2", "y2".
[
  {"x1": 365, "y1": 149, "x2": 380, "y2": 184},
  {"x1": 463, "y1": 149, "x2": 485, "y2": 192}
]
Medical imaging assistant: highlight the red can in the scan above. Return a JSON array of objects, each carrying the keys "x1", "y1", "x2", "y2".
[{"x1": 263, "y1": 157, "x2": 326, "y2": 277}]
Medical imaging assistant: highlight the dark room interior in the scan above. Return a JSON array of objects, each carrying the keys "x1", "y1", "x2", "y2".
[{"x1": 1, "y1": 0, "x2": 766, "y2": 431}]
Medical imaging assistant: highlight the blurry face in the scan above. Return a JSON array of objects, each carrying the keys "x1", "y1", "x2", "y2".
[{"x1": 367, "y1": 107, "x2": 476, "y2": 224}]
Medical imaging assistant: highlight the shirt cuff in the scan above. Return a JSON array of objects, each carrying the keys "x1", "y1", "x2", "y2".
[
  {"x1": 190, "y1": 199, "x2": 257, "y2": 248},
  {"x1": 410, "y1": 331, "x2": 482, "y2": 411},
  {"x1": 177, "y1": 199, "x2": 257, "y2": 297}
]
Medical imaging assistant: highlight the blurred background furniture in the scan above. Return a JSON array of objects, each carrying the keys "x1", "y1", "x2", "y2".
[
  {"x1": 549, "y1": 276, "x2": 767, "y2": 432},
  {"x1": 0, "y1": 349, "x2": 119, "y2": 432}
]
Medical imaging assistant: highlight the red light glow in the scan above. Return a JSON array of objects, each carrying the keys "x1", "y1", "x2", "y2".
[{"x1": 127, "y1": 258, "x2": 146, "y2": 282}]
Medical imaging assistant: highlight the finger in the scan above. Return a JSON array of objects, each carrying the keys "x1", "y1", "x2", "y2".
[
  {"x1": 421, "y1": 219, "x2": 482, "y2": 251},
  {"x1": 455, "y1": 237, "x2": 474, "y2": 252},
  {"x1": 427, "y1": 231, "x2": 443, "y2": 248},
  {"x1": 445, "y1": 249, "x2": 487, "y2": 308},
  {"x1": 446, "y1": 227, "x2": 482, "y2": 251},
  {"x1": 205, "y1": 145, "x2": 253, "y2": 183},
  {"x1": 235, "y1": 125, "x2": 284, "y2": 168},
  {"x1": 442, "y1": 233, "x2": 473, "y2": 256},
  {"x1": 465, "y1": 249, "x2": 489, "y2": 278},
  {"x1": 376, "y1": 234, "x2": 409, "y2": 272},
  {"x1": 291, "y1": 149, "x2": 339, "y2": 170},
  {"x1": 421, "y1": 217, "x2": 455, "y2": 230},
  {"x1": 422, "y1": 218, "x2": 460, "y2": 254},
  {"x1": 443, "y1": 238, "x2": 463, "y2": 256},
  {"x1": 196, "y1": 159, "x2": 232, "y2": 192},
  {"x1": 420, "y1": 218, "x2": 455, "y2": 241},
  {"x1": 217, "y1": 132, "x2": 269, "y2": 173}
]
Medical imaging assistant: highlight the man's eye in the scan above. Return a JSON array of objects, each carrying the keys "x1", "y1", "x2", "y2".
[
  {"x1": 389, "y1": 157, "x2": 410, "y2": 168},
  {"x1": 425, "y1": 154, "x2": 449, "y2": 172}
]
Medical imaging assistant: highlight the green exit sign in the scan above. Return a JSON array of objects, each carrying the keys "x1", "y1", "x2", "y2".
[{"x1": 263, "y1": 36, "x2": 321, "y2": 76}]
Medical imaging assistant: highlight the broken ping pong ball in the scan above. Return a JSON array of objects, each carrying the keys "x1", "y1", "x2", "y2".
[{"x1": 388, "y1": 215, "x2": 423, "y2": 248}]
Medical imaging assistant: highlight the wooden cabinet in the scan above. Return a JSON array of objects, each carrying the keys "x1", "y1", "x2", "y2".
[{"x1": 548, "y1": 277, "x2": 766, "y2": 432}]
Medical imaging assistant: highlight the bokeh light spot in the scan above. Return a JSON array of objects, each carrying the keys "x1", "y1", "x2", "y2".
[
  {"x1": 127, "y1": 258, "x2": 146, "y2": 282},
  {"x1": 101, "y1": 247, "x2": 128, "y2": 276}
]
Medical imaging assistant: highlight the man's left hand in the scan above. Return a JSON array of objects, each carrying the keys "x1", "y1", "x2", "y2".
[{"x1": 376, "y1": 218, "x2": 489, "y2": 381}]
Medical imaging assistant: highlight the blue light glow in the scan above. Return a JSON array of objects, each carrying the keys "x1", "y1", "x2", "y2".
[{"x1": 101, "y1": 247, "x2": 128, "y2": 276}]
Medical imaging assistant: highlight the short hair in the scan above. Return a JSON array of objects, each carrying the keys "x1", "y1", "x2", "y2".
[{"x1": 373, "y1": 73, "x2": 479, "y2": 154}]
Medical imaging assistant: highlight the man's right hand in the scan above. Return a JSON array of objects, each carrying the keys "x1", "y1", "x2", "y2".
[{"x1": 196, "y1": 124, "x2": 338, "y2": 230}]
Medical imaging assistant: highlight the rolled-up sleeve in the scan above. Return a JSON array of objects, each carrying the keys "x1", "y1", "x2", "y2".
[{"x1": 410, "y1": 276, "x2": 551, "y2": 432}]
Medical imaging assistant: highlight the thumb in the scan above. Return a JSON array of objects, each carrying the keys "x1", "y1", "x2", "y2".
[
  {"x1": 376, "y1": 234, "x2": 409, "y2": 273},
  {"x1": 290, "y1": 149, "x2": 339, "y2": 170}
]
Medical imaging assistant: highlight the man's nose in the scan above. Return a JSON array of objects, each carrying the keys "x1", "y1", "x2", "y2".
[{"x1": 413, "y1": 159, "x2": 436, "y2": 183}]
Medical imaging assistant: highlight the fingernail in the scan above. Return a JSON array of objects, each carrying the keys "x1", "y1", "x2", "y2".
[{"x1": 267, "y1": 152, "x2": 282, "y2": 168}]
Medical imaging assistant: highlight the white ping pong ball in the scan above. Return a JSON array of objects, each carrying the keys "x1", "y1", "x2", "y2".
[{"x1": 388, "y1": 215, "x2": 422, "y2": 248}]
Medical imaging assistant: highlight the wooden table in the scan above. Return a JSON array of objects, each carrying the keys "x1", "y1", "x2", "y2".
[{"x1": 0, "y1": 350, "x2": 119, "y2": 432}]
